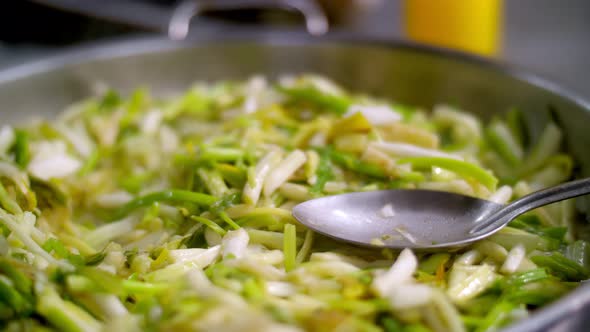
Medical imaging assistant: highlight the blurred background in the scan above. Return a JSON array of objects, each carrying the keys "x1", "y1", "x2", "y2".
[{"x1": 1, "y1": 0, "x2": 589, "y2": 98}]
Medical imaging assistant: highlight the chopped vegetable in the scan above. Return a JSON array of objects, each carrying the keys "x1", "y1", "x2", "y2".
[{"x1": 0, "y1": 75, "x2": 583, "y2": 331}]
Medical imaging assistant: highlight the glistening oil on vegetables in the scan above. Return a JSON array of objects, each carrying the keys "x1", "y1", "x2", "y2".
[{"x1": 0, "y1": 74, "x2": 586, "y2": 332}]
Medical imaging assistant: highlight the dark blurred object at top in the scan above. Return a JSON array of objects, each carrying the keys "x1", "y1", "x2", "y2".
[
  {"x1": 0, "y1": 1, "x2": 134, "y2": 45},
  {"x1": 0, "y1": 0, "x2": 383, "y2": 45}
]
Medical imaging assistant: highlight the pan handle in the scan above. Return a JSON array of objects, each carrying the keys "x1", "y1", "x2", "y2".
[{"x1": 168, "y1": 0, "x2": 329, "y2": 40}]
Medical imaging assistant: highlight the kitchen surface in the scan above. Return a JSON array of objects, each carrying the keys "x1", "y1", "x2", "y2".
[{"x1": 1, "y1": 1, "x2": 590, "y2": 98}]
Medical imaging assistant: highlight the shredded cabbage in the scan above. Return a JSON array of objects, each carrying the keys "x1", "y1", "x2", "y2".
[{"x1": 0, "y1": 74, "x2": 586, "y2": 332}]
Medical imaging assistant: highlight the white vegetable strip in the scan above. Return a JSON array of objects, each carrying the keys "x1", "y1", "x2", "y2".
[
  {"x1": 279, "y1": 183, "x2": 310, "y2": 201},
  {"x1": 310, "y1": 252, "x2": 370, "y2": 269},
  {"x1": 28, "y1": 155, "x2": 81, "y2": 181},
  {"x1": 169, "y1": 246, "x2": 221, "y2": 266},
  {"x1": 159, "y1": 125, "x2": 180, "y2": 153},
  {"x1": 370, "y1": 141, "x2": 462, "y2": 160},
  {"x1": 426, "y1": 290, "x2": 467, "y2": 332},
  {"x1": 205, "y1": 227, "x2": 222, "y2": 246},
  {"x1": 447, "y1": 264, "x2": 497, "y2": 303},
  {"x1": 90, "y1": 294, "x2": 129, "y2": 318},
  {"x1": 489, "y1": 185, "x2": 513, "y2": 204},
  {"x1": 28, "y1": 141, "x2": 81, "y2": 180},
  {"x1": 304, "y1": 150, "x2": 319, "y2": 185},
  {"x1": 501, "y1": 244, "x2": 526, "y2": 274},
  {"x1": 372, "y1": 248, "x2": 417, "y2": 296},
  {"x1": 379, "y1": 203, "x2": 396, "y2": 217},
  {"x1": 346, "y1": 104, "x2": 402, "y2": 125},
  {"x1": 0, "y1": 126, "x2": 15, "y2": 155},
  {"x1": 266, "y1": 281, "x2": 297, "y2": 297},
  {"x1": 56, "y1": 121, "x2": 95, "y2": 158},
  {"x1": 388, "y1": 284, "x2": 433, "y2": 309},
  {"x1": 221, "y1": 228, "x2": 249, "y2": 259},
  {"x1": 323, "y1": 181, "x2": 347, "y2": 193},
  {"x1": 84, "y1": 216, "x2": 138, "y2": 249},
  {"x1": 197, "y1": 168, "x2": 228, "y2": 198},
  {"x1": 433, "y1": 104, "x2": 482, "y2": 140},
  {"x1": 263, "y1": 149, "x2": 307, "y2": 197},
  {"x1": 0, "y1": 161, "x2": 29, "y2": 196},
  {"x1": 185, "y1": 269, "x2": 248, "y2": 307},
  {"x1": 361, "y1": 145, "x2": 396, "y2": 171},
  {"x1": 243, "y1": 150, "x2": 281, "y2": 205},
  {"x1": 457, "y1": 250, "x2": 483, "y2": 265},
  {"x1": 140, "y1": 110, "x2": 163, "y2": 135},
  {"x1": 94, "y1": 191, "x2": 133, "y2": 208},
  {"x1": 0, "y1": 211, "x2": 69, "y2": 269},
  {"x1": 474, "y1": 241, "x2": 508, "y2": 263}
]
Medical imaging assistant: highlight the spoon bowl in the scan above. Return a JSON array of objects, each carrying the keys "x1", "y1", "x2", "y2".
[{"x1": 292, "y1": 178, "x2": 590, "y2": 250}]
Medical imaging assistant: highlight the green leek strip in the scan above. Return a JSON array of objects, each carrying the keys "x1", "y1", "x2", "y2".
[
  {"x1": 329, "y1": 299, "x2": 378, "y2": 316},
  {"x1": 122, "y1": 280, "x2": 169, "y2": 295},
  {"x1": 295, "y1": 230, "x2": 314, "y2": 264},
  {"x1": 119, "y1": 172, "x2": 155, "y2": 194},
  {"x1": 200, "y1": 147, "x2": 244, "y2": 162},
  {"x1": 380, "y1": 316, "x2": 404, "y2": 332},
  {"x1": 277, "y1": 86, "x2": 351, "y2": 115},
  {"x1": 403, "y1": 324, "x2": 432, "y2": 332},
  {"x1": 505, "y1": 268, "x2": 550, "y2": 287},
  {"x1": 505, "y1": 280, "x2": 572, "y2": 306},
  {"x1": 506, "y1": 108, "x2": 527, "y2": 148},
  {"x1": 0, "y1": 275, "x2": 32, "y2": 315},
  {"x1": 12, "y1": 129, "x2": 30, "y2": 169},
  {"x1": 98, "y1": 89, "x2": 121, "y2": 110},
  {"x1": 283, "y1": 224, "x2": 297, "y2": 272},
  {"x1": 242, "y1": 278, "x2": 265, "y2": 302},
  {"x1": 490, "y1": 226, "x2": 557, "y2": 251},
  {"x1": 246, "y1": 229, "x2": 303, "y2": 250},
  {"x1": 78, "y1": 149, "x2": 100, "y2": 176},
  {"x1": 37, "y1": 287, "x2": 101, "y2": 332},
  {"x1": 0, "y1": 181, "x2": 22, "y2": 214},
  {"x1": 398, "y1": 156, "x2": 498, "y2": 190},
  {"x1": 190, "y1": 215, "x2": 226, "y2": 235},
  {"x1": 460, "y1": 316, "x2": 481, "y2": 330},
  {"x1": 474, "y1": 300, "x2": 517, "y2": 332},
  {"x1": 79, "y1": 267, "x2": 124, "y2": 296},
  {"x1": 237, "y1": 214, "x2": 283, "y2": 230},
  {"x1": 310, "y1": 148, "x2": 334, "y2": 195},
  {"x1": 418, "y1": 253, "x2": 450, "y2": 274},
  {"x1": 114, "y1": 190, "x2": 217, "y2": 219},
  {"x1": 485, "y1": 121, "x2": 523, "y2": 167},
  {"x1": 216, "y1": 164, "x2": 247, "y2": 188},
  {"x1": 218, "y1": 211, "x2": 240, "y2": 230},
  {"x1": 325, "y1": 148, "x2": 388, "y2": 179},
  {"x1": 197, "y1": 168, "x2": 228, "y2": 198},
  {"x1": 518, "y1": 122, "x2": 562, "y2": 176},
  {"x1": 228, "y1": 207, "x2": 299, "y2": 224},
  {"x1": 508, "y1": 217, "x2": 567, "y2": 241},
  {"x1": 0, "y1": 259, "x2": 33, "y2": 297},
  {"x1": 564, "y1": 240, "x2": 590, "y2": 269},
  {"x1": 530, "y1": 252, "x2": 589, "y2": 281}
]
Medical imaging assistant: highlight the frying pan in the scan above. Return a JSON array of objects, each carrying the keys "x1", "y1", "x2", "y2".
[{"x1": 0, "y1": 31, "x2": 589, "y2": 331}]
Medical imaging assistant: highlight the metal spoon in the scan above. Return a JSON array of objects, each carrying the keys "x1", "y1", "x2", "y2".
[{"x1": 292, "y1": 178, "x2": 590, "y2": 250}]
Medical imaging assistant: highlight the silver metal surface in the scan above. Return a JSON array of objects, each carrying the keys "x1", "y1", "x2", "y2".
[
  {"x1": 0, "y1": 33, "x2": 589, "y2": 332},
  {"x1": 32, "y1": 0, "x2": 329, "y2": 39},
  {"x1": 292, "y1": 178, "x2": 590, "y2": 250},
  {"x1": 169, "y1": 0, "x2": 328, "y2": 39},
  {"x1": 471, "y1": 177, "x2": 590, "y2": 235},
  {"x1": 292, "y1": 189, "x2": 502, "y2": 249}
]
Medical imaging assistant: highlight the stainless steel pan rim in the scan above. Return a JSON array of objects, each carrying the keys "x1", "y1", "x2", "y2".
[
  {"x1": 1, "y1": 31, "x2": 589, "y2": 113},
  {"x1": 0, "y1": 30, "x2": 588, "y2": 332}
]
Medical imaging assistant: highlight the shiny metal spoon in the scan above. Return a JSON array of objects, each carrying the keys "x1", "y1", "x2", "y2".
[{"x1": 292, "y1": 178, "x2": 590, "y2": 250}]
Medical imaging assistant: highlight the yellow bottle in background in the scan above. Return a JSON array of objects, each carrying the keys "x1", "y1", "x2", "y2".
[{"x1": 404, "y1": 0, "x2": 503, "y2": 56}]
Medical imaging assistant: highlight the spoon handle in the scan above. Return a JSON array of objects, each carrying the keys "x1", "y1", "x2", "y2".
[{"x1": 471, "y1": 177, "x2": 590, "y2": 235}]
